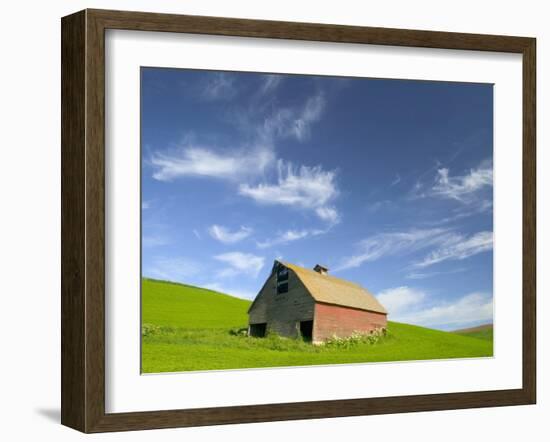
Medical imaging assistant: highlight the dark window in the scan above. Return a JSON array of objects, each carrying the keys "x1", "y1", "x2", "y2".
[
  {"x1": 249, "y1": 323, "x2": 267, "y2": 337},
  {"x1": 300, "y1": 320, "x2": 313, "y2": 341},
  {"x1": 277, "y1": 265, "x2": 289, "y2": 282},
  {"x1": 277, "y1": 282, "x2": 288, "y2": 294},
  {"x1": 276, "y1": 264, "x2": 289, "y2": 294}
]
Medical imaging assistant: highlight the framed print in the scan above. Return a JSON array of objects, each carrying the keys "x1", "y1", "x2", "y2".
[{"x1": 61, "y1": 9, "x2": 536, "y2": 433}]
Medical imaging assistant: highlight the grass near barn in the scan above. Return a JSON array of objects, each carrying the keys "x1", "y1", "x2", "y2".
[{"x1": 141, "y1": 278, "x2": 493, "y2": 373}]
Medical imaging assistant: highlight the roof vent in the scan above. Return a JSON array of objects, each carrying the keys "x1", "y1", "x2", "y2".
[{"x1": 313, "y1": 264, "x2": 329, "y2": 275}]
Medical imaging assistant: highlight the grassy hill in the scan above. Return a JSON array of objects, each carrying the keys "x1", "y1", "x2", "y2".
[
  {"x1": 142, "y1": 278, "x2": 493, "y2": 373},
  {"x1": 452, "y1": 324, "x2": 493, "y2": 341}
]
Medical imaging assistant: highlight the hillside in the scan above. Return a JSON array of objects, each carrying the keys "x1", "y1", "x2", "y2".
[
  {"x1": 142, "y1": 278, "x2": 250, "y2": 329},
  {"x1": 452, "y1": 323, "x2": 493, "y2": 341},
  {"x1": 141, "y1": 278, "x2": 493, "y2": 373}
]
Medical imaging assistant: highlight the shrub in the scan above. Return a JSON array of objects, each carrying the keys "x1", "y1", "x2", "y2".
[
  {"x1": 324, "y1": 328, "x2": 386, "y2": 349},
  {"x1": 142, "y1": 323, "x2": 162, "y2": 337},
  {"x1": 229, "y1": 327, "x2": 249, "y2": 337}
]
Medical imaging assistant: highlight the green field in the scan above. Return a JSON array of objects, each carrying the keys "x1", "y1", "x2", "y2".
[
  {"x1": 142, "y1": 278, "x2": 493, "y2": 373},
  {"x1": 453, "y1": 324, "x2": 494, "y2": 341}
]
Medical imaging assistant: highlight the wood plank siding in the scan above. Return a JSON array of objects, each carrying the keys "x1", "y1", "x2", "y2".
[{"x1": 248, "y1": 268, "x2": 315, "y2": 338}]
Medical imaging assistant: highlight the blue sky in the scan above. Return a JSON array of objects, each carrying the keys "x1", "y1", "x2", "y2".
[{"x1": 141, "y1": 68, "x2": 494, "y2": 331}]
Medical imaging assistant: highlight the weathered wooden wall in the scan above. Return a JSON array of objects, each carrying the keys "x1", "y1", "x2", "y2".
[
  {"x1": 313, "y1": 302, "x2": 387, "y2": 342},
  {"x1": 249, "y1": 269, "x2": 315, "y2": 338}
]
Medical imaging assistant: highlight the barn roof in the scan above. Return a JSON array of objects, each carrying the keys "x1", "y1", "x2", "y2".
[{"x1": 280, "y1": 261, "x2": 387, "y2": 314}]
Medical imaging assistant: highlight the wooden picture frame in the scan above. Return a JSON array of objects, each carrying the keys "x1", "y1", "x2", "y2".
[{"x1": 61, "y1": 8, "x2": 536, "y2": 433}]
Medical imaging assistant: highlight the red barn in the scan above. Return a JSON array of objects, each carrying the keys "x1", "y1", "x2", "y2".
[{"x1": 248, "y1": 260, "x2": 387, "y2": 343}]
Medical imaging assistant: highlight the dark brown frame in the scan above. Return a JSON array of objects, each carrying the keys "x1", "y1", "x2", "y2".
[{"x1": 61, "y1": 8, "x2": 536, "y2": 433}]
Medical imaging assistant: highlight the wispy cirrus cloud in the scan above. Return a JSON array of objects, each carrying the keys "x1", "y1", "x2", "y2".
[
  {"x1": 413, "y1": 231, "x2": 493, "y2": 268},
  {"x1": 150, "y1": 87, "x2": 327, "y2": 185},
  {"x1": 150, "y1": 78, "x2": 341, "y2": 227},
  {"x1": 201, "y1": 73, "x2": 237, "y2": 101},
  {"x1": 409, "y1": 159, "x2": 493, "y2": 207},
  {"x1": 258, "y1": 75, "x2": 283, "y2": 96},
  {"x1": 239, "y1": 159, "x2": 339, "y2": 222},
  {"x1": 367, "y1": 200, "x2": 395, "y2": 214},
  {"x1": 376, "y1": 286, "x2": 493, "y2": 329},
  {"x1": 431, "y1": 160, "x2": 492, "y2": 202},
  {"x1": 406, "y1": 267, "x2": 467, "y2": 280},
  {"x1": 150, "y1": 144, "x2": 274, "y2": 182},
  {"x1": 214, "y1": 252, "x2": 265, "y2": 278},
  {"x1": 257, "y1": 229, "x2": 310, "y2": 249},
  {"x1": 422, "y1": 200, "x2": 494, "y2": 227},
  {"x1": 391, "y1": 174, "x2": 401, "y2": 186},
  {"x1": 261, "y1": 92, "x2": 325, "y2": 142},
  {"x1": 315, "y1": 206, "x2": 340, "y2": 224},
  {"x1": 142, "y1": 234, "x2": 170, "y2": 248},
  {"x1": 336, "y1": 228, "x2": 492, "y2": 271},
  {"x1": 335, "y1": 228, "x2": 452, "y2": 271},
  {"x1": 256, "y1": 227, "x2": 329, "y2": 249},
  {"x1": 208, "y1": 225, "x2": 253, "y2": 244}
]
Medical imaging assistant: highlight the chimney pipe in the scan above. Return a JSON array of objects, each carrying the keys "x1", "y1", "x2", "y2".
[{"x1": 313, "y1": 264, "x2": 329, "y2": 275}]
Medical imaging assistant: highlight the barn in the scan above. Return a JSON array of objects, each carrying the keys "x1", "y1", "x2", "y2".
[{"x1": 248, "y1": 260, "x2": 387, "y2": 343}]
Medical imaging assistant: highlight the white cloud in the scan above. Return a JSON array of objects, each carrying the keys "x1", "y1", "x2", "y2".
[
  {"x1": 397, "y1": 292, "x2": 493, "y2": 329},
  {"x1": 150, "y1": 91, "x2": 327, "y2": 183},
  {"x1": 258, "y1": 75, "x2": 283, "y2": 96},
  {"x1": 142, "y1": 201, "x2": 151, "y2": 210},
  {"x1": 150, "y1": 90, "x2": 339, "y2": 225},
  {"x1": 256, "y1": 227, "x2": 328, "y2": 249},
  {"x1": 257, "y1": 229, "x2": 309, "y2": 249},
  {"x1": 431, "y1": 160, "x2": 493, "y2": 202},
  {"x1": 391, "y1": 174, "x2": 401, "y2": 186},
  {"x1": 214, "y1": 252, "x2": 265, "y2": 278},
  {"x1": 144, "y1": 257, "x2": 200, "y2": 283},
  {"x1": 315, "y1": 206, "x2": 341, "y2": 224},
  {"x1": 142, "y1": 235, "x2": 169, "y2": 248},
  {"x1": 208, "y1": 225, "x2": 253, "y2": 244},
  {"x1": 367, "y1": 200, "x2": 395, "y2": 213},
  {"x1": 336, "y1": 228, "x2": 493, "y2": 271},
  {"x1": 201, "y1": 73, "x2": 237, "y2": 101},
  {"x1": 406, "y1": 267, "x2": 467, "y2": 280},
  {"x1": 413, "y1": 231, "x2": 493, "y2": 268},
  {"x1": 239, "y1": 160, "x2": 339, "y2": 221},
  {"x1": 423, "y1": 200, "x2": 493, "y2": 226},
  {"x1": 262, "y1": 92, "x2": 325, "y2": 142},
  {"x1": 203, "y1": 282, "x2": 256, "y2": 300},
  {"x1": 335, "y1": 228, "x2": 453, "y2": 271},
  {"x1": 376, "y1": 286, "x2": 426, "y2": 316},
  {"x1": 150, "y1": 144, "x2": 274, "y2": 182},
  {"x1": 377, "y1": 286, "x2": 493, "y2": 329}
]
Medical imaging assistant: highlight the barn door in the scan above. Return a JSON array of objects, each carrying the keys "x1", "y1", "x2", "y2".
[{"x1": 300, "y1": 320, "x2": 313, "y2": 341}]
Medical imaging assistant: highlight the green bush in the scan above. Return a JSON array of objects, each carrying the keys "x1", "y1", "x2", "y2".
[
  {"x1": 229, "y1": 327, "x2": 249, "y2": 336},
  {"x1": 142, "y1": 323, "x2": 162, "y2": 337},
  {"x1": 324, "y1": 328, "x2": 387, "y2": 349}
]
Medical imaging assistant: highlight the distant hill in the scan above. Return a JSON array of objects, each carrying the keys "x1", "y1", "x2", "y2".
[
  {"x1": 141, "y1": 278, "x2": 493, "y2": 373},
  {"x1": 452, "y1": 323, "x2": 493, "y2": 341}
]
